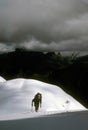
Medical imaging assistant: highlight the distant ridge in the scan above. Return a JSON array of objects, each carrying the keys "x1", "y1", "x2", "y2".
[{"x1": 0, "y1": 49, "x2": 88, "y2": 108}]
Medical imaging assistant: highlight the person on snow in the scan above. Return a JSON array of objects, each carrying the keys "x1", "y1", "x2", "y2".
[{"x1": 32, "y1": 92, "x2": 42, "y2": 112}]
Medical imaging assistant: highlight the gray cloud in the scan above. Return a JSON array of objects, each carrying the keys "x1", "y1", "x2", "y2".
[
  {"x1": 0, "y1": 0, "x2": 88, "y2": 52},
  {"x1": 0, "y1": 43, "x2": 15, "y2": 53}
]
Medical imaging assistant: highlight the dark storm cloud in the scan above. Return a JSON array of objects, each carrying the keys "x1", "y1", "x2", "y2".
[{"x1": 0, "y1": 0, "x2": 88, "y2": 52}]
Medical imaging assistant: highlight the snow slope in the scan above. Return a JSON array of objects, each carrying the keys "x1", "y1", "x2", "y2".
[
  {"x1": 0, "y1": 76, "x2": 6, "y2": 82},
  {"x1": 0, "y1": 111, "x2": 88, "y2": 130},
  {"x1": 0, "y1": 76, "x2": 87, "y2": 130},
  {"x1": 0, "y1": 77, "x2": 86, "y2": 117}
]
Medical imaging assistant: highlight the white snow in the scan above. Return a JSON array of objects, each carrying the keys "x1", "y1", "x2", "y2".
[
  {"x1": 0, "y1": 111, "x2": 88, "y2": 130},
  {"x1": 0, "y1": 76, "x2": 87, "y2": 130},
  {"x1": 0, "y1": 76, "x2": 6, "y2": 82},
  {"x1": 0, "y1": 76, "x2": 86, "y2": 119}
]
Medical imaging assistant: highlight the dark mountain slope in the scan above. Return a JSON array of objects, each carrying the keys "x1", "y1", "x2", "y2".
[{"x1": 0, "y1": 49, "x2": 88, "y2": 108}]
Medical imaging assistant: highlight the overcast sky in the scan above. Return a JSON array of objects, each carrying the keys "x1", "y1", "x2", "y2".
[{"x1": 0, "y1": 0, "x2": 88, "y2": 54}]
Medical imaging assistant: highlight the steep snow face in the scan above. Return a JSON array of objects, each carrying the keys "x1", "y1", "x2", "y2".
[
  {"x1": 0, "y1": 76, "x2": 6, "y2": 82},
  {"x1": 0, "y1": 78, "x2": 86, "y2": 115}
]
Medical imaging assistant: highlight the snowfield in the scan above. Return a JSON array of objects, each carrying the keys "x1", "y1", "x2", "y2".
[
  {"x1": 0, "y1": 76, "x2": 87, "y2": 130},
  {"x1": 0, "y1": 110, "x2": 88, "y2": 130}
]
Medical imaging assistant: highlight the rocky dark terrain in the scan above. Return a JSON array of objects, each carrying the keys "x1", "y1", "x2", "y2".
[{"x1": 0, "y1": 48, "x2": 88, "y2": 108}]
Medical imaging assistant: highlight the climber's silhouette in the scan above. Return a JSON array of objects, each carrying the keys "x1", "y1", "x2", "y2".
[{"x1": 32, "y1": 93, "x2": 42, "y2": 112}]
